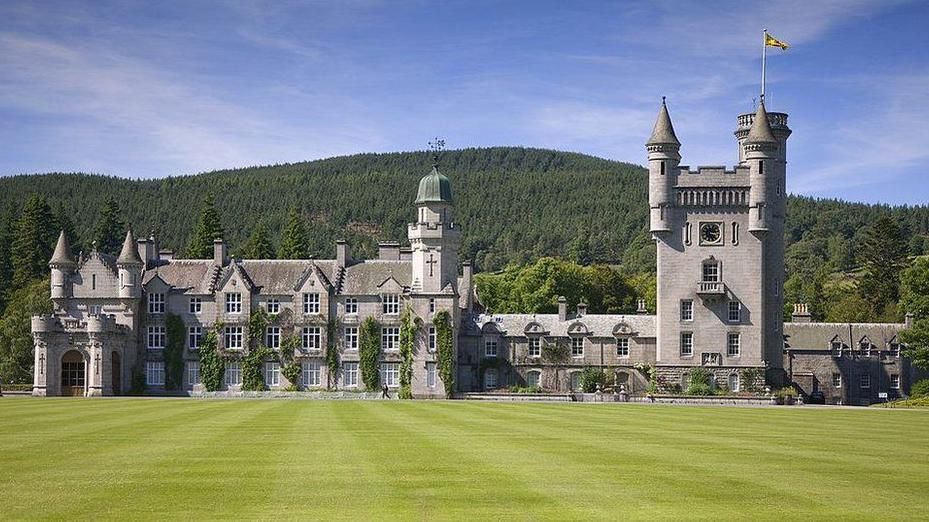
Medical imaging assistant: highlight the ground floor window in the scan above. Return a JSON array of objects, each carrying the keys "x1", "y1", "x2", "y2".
[
  {"x1": 61, "y1": 357, "x2": 85, "y2": 387},
  {"x1": 146, "y1": 361, "x2": 165, "y2": 386},
  {"x1": 426, "y1": 362, "x2": 437, "y2": 388},
  {"x1": 187, "y1": 361, "x2": 200, "y2": 386},
  {"x1": 380, "y1": 362, "x2": 400, "y2": 387},
  {"x1": 890, "y1": 374, "x2": 900, "y2": 390},
  {"x1": 860, "y1": 374, "x2": 871, "y2": 389},
  {"x1": 342, "y1": 362, "x2": 358, "y2": 387},
  {"x1": 303, "y1": 361, "x2": 321, "y2": 388},
  {"x1": 728, "y1": 373, "x2": 740, "y2": 392},
  {"x1": 225, "y1": 362, "x2": 242, "y2": 387},
  {"x1": 570, "y1": 372, "x2": 581, "y2": 391},
  {"x1": 832, "y1": 373, "x2": 842, "y2": 388},
  {"x1": 265, "y1": 362, "x2": 280, "y2": 387},
  {"x1": 484, "y1": 368, "x2": 498, "y2": 390},
  {"x1": 526, "y1": 370, "x2": 541, "y2": 388}
]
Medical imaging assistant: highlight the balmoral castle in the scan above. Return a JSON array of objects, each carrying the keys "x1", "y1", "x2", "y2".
[{"x1": 32, "y1": 100, "x2": 922, "y2": 404}]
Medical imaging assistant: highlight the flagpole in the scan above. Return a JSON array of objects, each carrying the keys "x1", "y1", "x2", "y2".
[{"x1": 761, "y1": 29, "x2": 767, "y2": 101}]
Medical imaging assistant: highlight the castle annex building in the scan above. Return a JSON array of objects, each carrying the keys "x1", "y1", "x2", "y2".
[{"x1": 32, "y1": 101, "x2": 920, "y2": 405}]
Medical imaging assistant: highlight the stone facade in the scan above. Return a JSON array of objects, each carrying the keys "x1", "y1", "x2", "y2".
[{"x1": 33, "y1": 99, "x2": 924, "y2": 404}]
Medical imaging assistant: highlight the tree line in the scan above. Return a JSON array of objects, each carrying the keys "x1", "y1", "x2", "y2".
[{"x1": 2, "y1": 147, "x2": 929, "y2": 381}]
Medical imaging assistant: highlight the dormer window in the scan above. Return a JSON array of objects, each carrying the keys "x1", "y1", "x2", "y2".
[
  {"x1": 831, "y1": 341, "x2": 843, "y2": 356},
  {"x1": 860, "y1": 339, "x2": 872, "y2": 356},
  {"x1": 148, "y1": 293, "x2": 165, "y2": 314},
  {"x1": 303, "y1": 293, "x2": 320, "y2": 314},
  {"x1": 225, "y1": 293, "x2": 242, "y2": 314},
  {"x1": 382, "y1": 294, "x2": 400, "y2": 315},
  {"x1": 890, "y1": 342, "x2": 901, "y2": 358},
  {"x1": 266, "y1": 299, "x2": 280, "y2": 315}
]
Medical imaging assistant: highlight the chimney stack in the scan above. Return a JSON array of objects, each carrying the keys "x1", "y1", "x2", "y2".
[
  {"x1": 637, "y1": 299, "x2": 648, "y2": 314},
  {"x1": 336, "y1": 240, "x2": 351, "y2": 268},
  {"x1": 792, "y1": 303, "x2": 812, "y2": 323},
  {"x1": 213, "y1": 238, "x2": 228, "y2": 267},
  {"x1": 378, "y1": 241, "x2": 401, "y2": 261},
  {"x1": 558, "y1": 296, "x2": 567, "y2": 322},
  {"x1": 461, "y1": 261, "x2": 474, "y2": 314}
]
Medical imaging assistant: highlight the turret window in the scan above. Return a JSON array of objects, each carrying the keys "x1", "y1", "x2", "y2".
[
  {"x1": 731, "y1": 223, "x2": 739, "y2": 245},
  {"x1": 684, "y1": 223, "x2": 692, "y2": 246},
  {"x1": 759, "y1": 161, "x2": 764, "y2": 175},
  {"x1": 660, "y1": 161, "x2": 666, "y2": 176}
]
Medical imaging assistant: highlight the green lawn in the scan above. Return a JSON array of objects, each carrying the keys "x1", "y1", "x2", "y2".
[{"x1": 1, "y1": 399, "x2": 927, "y2": 520}]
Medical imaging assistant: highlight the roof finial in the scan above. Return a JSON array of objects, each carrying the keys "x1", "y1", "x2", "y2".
[
  {"x1": 661, "y1": 95, "x2": 666, "y2": 104},
  {"x1": 428, "y1": 137, "x2": 445, "y2": 168}
]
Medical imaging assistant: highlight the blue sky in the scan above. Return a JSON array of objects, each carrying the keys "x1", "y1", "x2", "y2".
[{"x1": 1, "y1": 0, "x2": 927, "y2": 204}]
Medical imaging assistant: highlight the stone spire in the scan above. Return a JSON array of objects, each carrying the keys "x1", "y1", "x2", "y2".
[
  {"x1": 745, "y1": 101, "x2": 777, "y2": 145},
  {"x1": 49, "y1": 230, "x2": 75, "y2": 266},
  {"x1": 116, "y1": 230, "x2": 143, "y2": 265},
  {"x1": 646, "y1": 97, "x2": 681, "y2": 147}
]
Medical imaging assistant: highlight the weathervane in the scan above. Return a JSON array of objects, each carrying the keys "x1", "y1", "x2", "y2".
[{"x1": 428, "y1": 137, "x2": 445, "y2": 167}]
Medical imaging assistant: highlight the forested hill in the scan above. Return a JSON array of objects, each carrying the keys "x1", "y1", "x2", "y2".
[{"x1": 2, "y1": 146, "x2": 929, "y2": 273}]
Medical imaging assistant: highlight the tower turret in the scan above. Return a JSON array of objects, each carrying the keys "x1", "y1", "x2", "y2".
[
  {"x1": 116, "y1": 229, "x2": 143, "y2": 299},
  {"x1": 49, "y1": 230, "x2": 76, "y2": 299},
  {"x1": 744, "y1": 101, "x2": 780, "y2": 233},
  {"x1": 408, "y1": 161, "x2": 460, "y2": 293},
  {"x1": 646, "y1": 98, "x2": 681, "y2": 234}
]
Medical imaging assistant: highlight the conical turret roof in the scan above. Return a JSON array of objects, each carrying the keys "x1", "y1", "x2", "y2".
[
  {"x1": 117, "y1": 230, "x2": 143, "y2": 265},
  {"x1": 415, "y1": 166, "x2": 453, "y2": 204},
  {"x1": 646, "y1": 98, "x2": 680, "y2": 147},
  {"x1": 745, "y1": 101, "x2": 778, "y2": 144},
  {"x1": 49, "y1": 230, "x2": 75, "y2": 266}
]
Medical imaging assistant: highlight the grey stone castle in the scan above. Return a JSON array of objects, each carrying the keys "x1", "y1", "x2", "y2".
[{"x1": 32, "y1": 100, "x2": 921, "y2": 405}]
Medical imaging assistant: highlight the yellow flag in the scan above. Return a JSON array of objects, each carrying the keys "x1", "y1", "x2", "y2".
[{"x1": 765, "y1": 33, "x2": 789, "y2": 50}]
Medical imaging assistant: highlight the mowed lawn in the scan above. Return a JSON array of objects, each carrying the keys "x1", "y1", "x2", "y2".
[{"x1": 1, "y1": 399, "x2": 927, "y2": 520}]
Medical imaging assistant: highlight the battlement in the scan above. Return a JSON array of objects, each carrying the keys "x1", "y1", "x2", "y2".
[
  {"x1": 675, "y1": 166, "x2": 750, "y2": 188},
  {"x1": 31, "y1": 314, "x2": 125, "y2": 334}
]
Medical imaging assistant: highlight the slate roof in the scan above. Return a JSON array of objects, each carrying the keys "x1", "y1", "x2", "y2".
[
  {"x1": 745, "y1": 101, "x2": 778, "y2": 144},
  {"x1": 238, "y1": 260, "x2": 336, "y2": 294},
  {"x1": 50, "y1": 231, "x2": 75, "y2": 266},
  {"x1": 340, "y1": 260, "x2": 413, "y2": 295},
  {"x1": 142, "y1": 260, "x2": 217, "y2": 294},
  {"x1": 646, "y1": 98, "x2": 680, "y2": 147},
  {"x1": 784, "y1": 322, "x2": 905, "y2": 351},
  {"x1": 474, "y1": 313, "x2": 657, "y2": 339},
  {"x1": 116, "y1": 230, "x2": 143, "y2": 265}
]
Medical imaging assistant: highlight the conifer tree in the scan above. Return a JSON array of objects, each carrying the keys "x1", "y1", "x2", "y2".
[
  {"x1": 53, "y1": 203, "x2": 81, "y2": 257},
  {"x1": 243, "y1": 220, "x2": 275, "y2": 259},
  {"x1": 11, "y1": 195, "x2": 56, "y2": 289},
  {"x1": 93, "y1": 197, "x2": 124, "y2": 255},
  {"x1": 858, "y1": 216, "x2": 908, "y2": 319},
  {"x1": 185, "y1": 193, "x2": 225, "y2": 258},
  {"x1": 0, "y1": 207, "x2": 15, "y2": 311},
  {"x1": 278, "y1": 208, "x2": 309, "y2": 259}
]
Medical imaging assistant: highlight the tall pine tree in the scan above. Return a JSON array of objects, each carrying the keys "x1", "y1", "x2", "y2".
[
  {"x1": 11, "y1": 195, "x2": 57, "y2": 289},
  {"x1": 185, "y1": 193, "x2": 225, "y2": 258},
  {"x1": 53, "y1": 203, "x2": 81, "y2": 258},
  {"x1": 858, "y1": 216, "x2": 908, "y2": 320},
  {"x1": 279, "y1": 208, "x2": 309, "y2": 259},
  {"x1": 243, "y1": 220, "x2": 275, "y2": 259},
  {"x1": 93, "y1": 197, "x2": 124, "y2": 255}
]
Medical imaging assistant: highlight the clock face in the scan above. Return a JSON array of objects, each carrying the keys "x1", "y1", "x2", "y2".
[{"x1": 700, "y1": 223, "x2": 722, "y2": 244}]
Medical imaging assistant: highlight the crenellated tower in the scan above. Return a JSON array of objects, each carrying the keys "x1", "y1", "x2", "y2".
[{"x1": 648, "y1": 98, "x2": 791, "y2": 388}]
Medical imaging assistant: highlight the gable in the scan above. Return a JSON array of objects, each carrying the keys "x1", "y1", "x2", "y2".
[
  {"x1": 72, "y1": 256, "x2": 119, "y2": 298},
  {"x1": 377, "y1": 276, "x2": 405, "y2": 294}
]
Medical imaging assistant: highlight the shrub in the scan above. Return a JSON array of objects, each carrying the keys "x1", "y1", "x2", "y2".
[
  {"x1": 509, "y1": 385, "x2": 543, "y2": 394},
  {"x1": 198, "y1": 330, "x2": 225, "y2": 392},
  {"x1": 164, "y1": 314, "x2": 186, "y2": 390},
  {"x1": 434, "y1": 311, "x2": 456, "y2": 397},
  {"x1": 740, "y1": 367, "x2": 764, "y2": 393},
  {"x1": 686, "y1": 383, "x2": 715, "y2": 396},
  {"x1": 242, "y1": 346, "x2": 273, "y2": 392},
  {"x1": 129, "y1": 366, "x2": 146, "y2": 395},
  {"x1": 911, "y1": 379, "x2": 929, "y2": 398},
  {"x1": 281, "y1": 363, "x2": 302, "y2": 390},
  {"x1": 579, "y1": 367, "x2": 607, "y2": 393}
]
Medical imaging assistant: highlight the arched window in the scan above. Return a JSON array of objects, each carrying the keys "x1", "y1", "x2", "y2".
[
  {"x1": 684, "y1": 222, "x2": 692, "y2": 245},
  {"x1": 728, "y1": 373, "x2": 740, "y2": 393},
  {"x1": 731, "y1": 222, "x2": 739, "y2": 245},
  {"x1": 526, "y1": 370, "x2": 541, "y2": 389},
  {"x1": 570, "y1": 372, "x2": 581, "y2": 392}
]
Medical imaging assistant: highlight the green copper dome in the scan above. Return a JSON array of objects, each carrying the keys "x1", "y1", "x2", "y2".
[{"x1": 415, "y1": 166, "x2": 453, "y2": 204}]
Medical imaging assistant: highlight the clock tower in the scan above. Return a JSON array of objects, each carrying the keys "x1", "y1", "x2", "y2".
[{"x1": 648, "y1": 99, "x2": 791, "y2": 388}]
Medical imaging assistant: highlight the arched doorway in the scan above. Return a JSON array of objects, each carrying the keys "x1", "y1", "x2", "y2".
[
  {"x1": 111, "y1": 351, "x2": 121, "y2": 395},
  {"x1": 61, "y1": 350, "x2": 86, "y2": 397}
]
